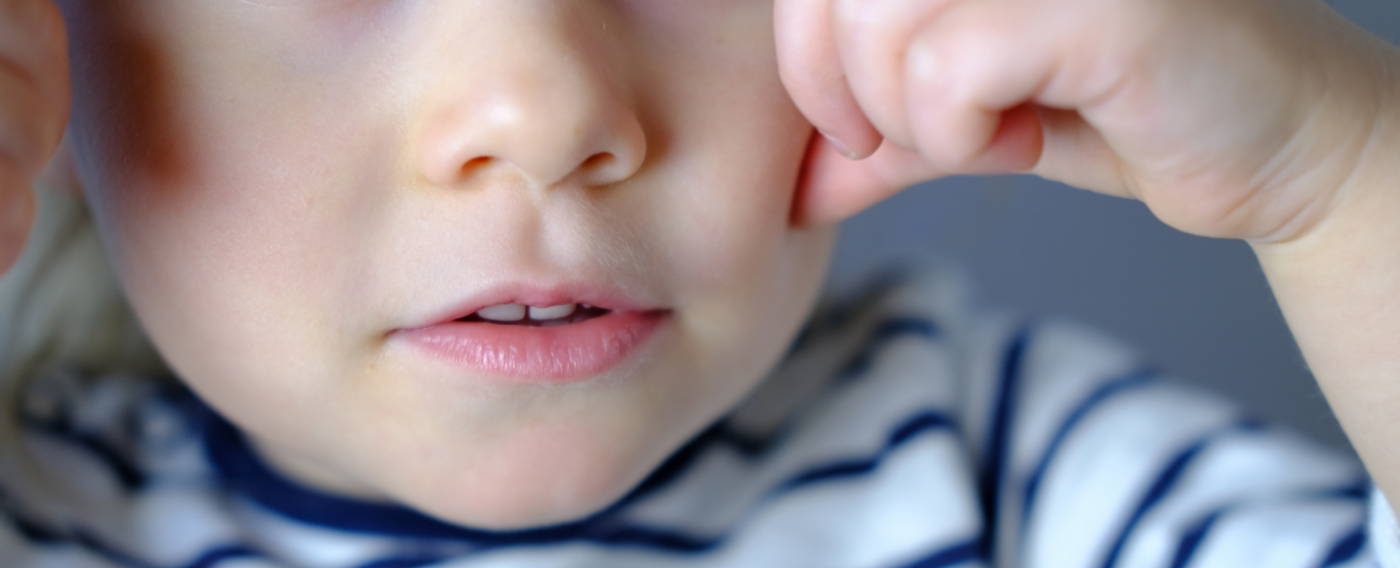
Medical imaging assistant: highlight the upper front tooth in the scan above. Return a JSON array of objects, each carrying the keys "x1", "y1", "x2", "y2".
[
  {"x1": 529, "y1": 304, "x2": 577, "y2": 320},
  {"x1": 477, "y1": 304, "x2": 527, "y2": 322}
]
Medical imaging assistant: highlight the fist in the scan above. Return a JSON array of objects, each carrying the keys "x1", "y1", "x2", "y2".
[
  {"x1": 0, "y1": 0, "x2": 68, "y2": 271},
  {"x1": 778, "y1": 0, "x2": 1396, "y2": 243}
]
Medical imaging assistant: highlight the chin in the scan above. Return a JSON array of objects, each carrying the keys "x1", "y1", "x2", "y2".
[
  {"x1": 413, "y1": 472, "x2": 642, "y2": 531},
  {"x1": 387, "y1": 429, "x2": 669, "y2": 531}
]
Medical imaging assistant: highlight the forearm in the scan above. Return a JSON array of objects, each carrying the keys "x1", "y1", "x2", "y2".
[{"x1": 1252, "y1": 104, "x2": 1400, "y2": 511}]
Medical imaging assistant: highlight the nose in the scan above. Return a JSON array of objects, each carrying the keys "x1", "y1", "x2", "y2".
[{"x1": 416, "y1": 6, "x2": 647, "y2": 190}]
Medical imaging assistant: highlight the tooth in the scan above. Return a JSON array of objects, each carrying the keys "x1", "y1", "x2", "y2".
[
  {"x1": 477, "y1": 304, "x2": 527, "y2": 322},
  {"x1": 529, "y1": 304, "x2": 577, "y2": 320}
]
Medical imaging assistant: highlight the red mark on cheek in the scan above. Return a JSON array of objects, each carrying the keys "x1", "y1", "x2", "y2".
[{"x1": 58, "y1": 1, "x2": 190, "y2": 187}]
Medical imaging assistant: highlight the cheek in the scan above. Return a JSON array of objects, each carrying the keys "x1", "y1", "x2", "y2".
[
  {"x1": 65, "y1": 44, "x2": 393, "y2": 414},
  {"x1": 651, "y1": 101, "x2": 835, "y2": 411},
  {"x1": 60, "y1": 2, "x2": 185, "y2": 190},
  {"x1": 647, "y1": 47, "x2": 830, "y2": 347}
]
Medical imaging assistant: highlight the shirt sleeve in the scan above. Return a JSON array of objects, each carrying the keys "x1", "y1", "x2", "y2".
[{"x1": 959, "y1": 313, "x2": 1376, "y2": 567}]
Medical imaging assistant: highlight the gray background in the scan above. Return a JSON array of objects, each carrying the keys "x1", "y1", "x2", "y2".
[{"x1": 826, "y1": 0, "x2": 1400, "y2": 454}]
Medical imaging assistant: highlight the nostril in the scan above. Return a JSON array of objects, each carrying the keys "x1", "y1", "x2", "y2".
[
  {"x1": 581, "y1": 153, "x2": 615, "y2": 171},
  {"x1": 460, "y1": 156, "x2": 492, "y2": 177}
]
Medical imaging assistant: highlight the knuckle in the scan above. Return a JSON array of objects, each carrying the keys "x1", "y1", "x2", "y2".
[{"x1": 832, "y1": 0, "x2": 876, "y2": 40}]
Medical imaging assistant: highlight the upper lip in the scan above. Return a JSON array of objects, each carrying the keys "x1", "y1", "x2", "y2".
[{"x1": 410, "y1": 281, "x2": 668, "y2": 328}]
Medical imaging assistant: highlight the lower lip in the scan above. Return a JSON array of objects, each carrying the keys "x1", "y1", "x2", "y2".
[{"x1": 397, "y1": 311, "x2": 669, "y2": 381}]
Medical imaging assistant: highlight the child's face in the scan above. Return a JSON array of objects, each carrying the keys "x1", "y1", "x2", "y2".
[{"x1": 57, "y1": 1, "x2": 833, "y2": 527}]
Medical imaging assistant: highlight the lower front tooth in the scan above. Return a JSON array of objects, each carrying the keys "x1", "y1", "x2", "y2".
[
  {"x1": 477, "y1": 304, "x2": 527, "y2": 322},
  {"x1": 529, "y1": 304, "x2": 577, "y2": 320}
]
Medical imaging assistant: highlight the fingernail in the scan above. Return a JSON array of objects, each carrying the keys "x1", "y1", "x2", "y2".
[{"x1": 819, "y1": 130, "x2": 859, "y2": 160}]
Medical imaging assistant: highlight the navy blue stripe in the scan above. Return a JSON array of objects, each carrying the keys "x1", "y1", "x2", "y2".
[
  {"x1": 610, "y1": 417, "x2": 788, "y2": 506},
  {"x1": 81, "y1": 531, "x2": 267, "y2": 568},
  {"x1": 0, "y1": 489, "x2": 65, "y2": 544},
  {"x1": 1170, "y1": 479, "x2": 1371, "y2": 568},
  {"x1": 808, "y1": 266, "x2": 911, "y2": 338},
  {"x1": 73, "y1": 528, "x2": 159, "y2": 568},
  {"x1": 13, "y1": 516, "x2": 62, "y2": 544},
  {"x1": 200, "y1": 399, "x2": 796, "y2": 543},
  {"x1": 726, "y1": 314, "x2": 941, "y2": 459},
  {"x1": 1318, "y1": 524, "x2": 1367, "y2": 567},
  {"x1": 568, "y1": 409, "x2": 961, "y2": 554},
  {"x1": 205, "y1": 397, "x2": 958, "y2": 554},
  {"x1": 183, "y1": 545, "x2": 262, "y2": 568},
  {"x1": 979, "y1": 324, "x2": 1032, "y2": 557},
  {"x1": 597, "y1": 409, "x2": 960, "y2": 554},
  {"x1": 0, "y1": 512, "x2": 171, "y2": 568},
  {"x1": 1020, "y1": 367, "x2": 1158, "y2": 533},
  {"x1": 709, "y1": 424, "x2": 777, "y2": 458},
  {"x1": 838, "y1": 316, "x2": 942, "y2": 380},
  {"x1": 202, "y1": 401, "x2": 719, "y2": 544},
  {"x1": 900, "y1": 537, "x2": 984, "y2": 568},
  {"x1": 1170, "y1": 510, "x2": 1223, "y2": 568},
  {"x1": 357, "y1": 557, "x2": 456, "y2": 568},
  {"x1": 20, "y1": 416, "x2": 146, "y2": 489},
  {"x1": 1099, "y1": 420, "x2": 1264, "y2": 568},
  {"x1": 628, "y1": 312, "x2": 941, "y2": 525},
  {"x1": 592, "y1": 526, "x2": 717, "y2": 551},
  {"x1": 0, "y1": 485, "x2": 155, "y2": 568},
  {"x1": 616, "y1": 420, "x2": 777, "y2": 506},
  {"x1": 775, "y1": 411, "x2": 958, "y2": 492}
]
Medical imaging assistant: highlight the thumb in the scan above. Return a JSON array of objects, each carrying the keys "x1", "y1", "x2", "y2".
[{"x1": 791, "y1": 130, "x2": 943, "y2": 226}]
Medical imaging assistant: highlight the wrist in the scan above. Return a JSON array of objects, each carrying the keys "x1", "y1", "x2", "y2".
[{"x1": 1257, "y1": 29, "x2": 1400, "y2": 249}]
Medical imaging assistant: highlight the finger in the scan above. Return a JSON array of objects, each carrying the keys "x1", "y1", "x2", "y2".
[
  {"x1": 903, "y1": 0, "x2": 1055, "y2": 174},
  {"x1": 775, "y1": 0, "x2": 883, "y2": 159},
  {"x1": 831, "y1": 0, "x2": 954, "y2": 150},
  {"x1": 1030, "y1": 106, "x2": 1135, "y2": 198},
  {"x1": 791, "y1": 130, "x2": 942, "y2": 226}
]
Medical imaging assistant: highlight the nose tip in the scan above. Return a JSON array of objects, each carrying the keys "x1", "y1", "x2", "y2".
[{"x1": 417, "y1": 55, "x2": 647, "y2": 191}]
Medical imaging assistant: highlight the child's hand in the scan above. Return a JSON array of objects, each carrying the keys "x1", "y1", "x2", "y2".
[
  {"x1": 778, "y1": 0, "x2": 1395, "y2": 245},
  {"x1": 0, "y1": 0, "x2": 68, "y2": 271},
  {"x1": 777, "y1": 0, "x2": 1400, "y2": 517}
]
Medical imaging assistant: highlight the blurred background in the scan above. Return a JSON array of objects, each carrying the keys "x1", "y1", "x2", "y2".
[{"x1": 826, "y1": 0, "x2": 1400, "y2": 454}]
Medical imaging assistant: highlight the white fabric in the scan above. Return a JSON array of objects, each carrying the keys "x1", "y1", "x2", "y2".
[{"x1": 1371, "y1": 489, "x2": 1400, "y2": 567}]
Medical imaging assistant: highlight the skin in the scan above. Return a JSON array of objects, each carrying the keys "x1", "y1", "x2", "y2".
[
  {"x1": 15, "y1": 0, "x2": 835, "y2": 529},
  {"x1": 3, "y1": 0, "x2": 1400, "y2": 529}
]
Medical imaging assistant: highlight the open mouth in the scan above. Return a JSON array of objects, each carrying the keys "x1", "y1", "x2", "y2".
[
  {"x1": 401, "y1": 295, "x2": 670, "y2": 380},
  {"x1": 454, "y1": 303, "x2": 613, "y2": 327}
]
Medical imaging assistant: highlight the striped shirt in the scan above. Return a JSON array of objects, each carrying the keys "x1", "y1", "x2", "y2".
[{"x1": 0, "y1": 264, "x2": 1390, "y2": 567}]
